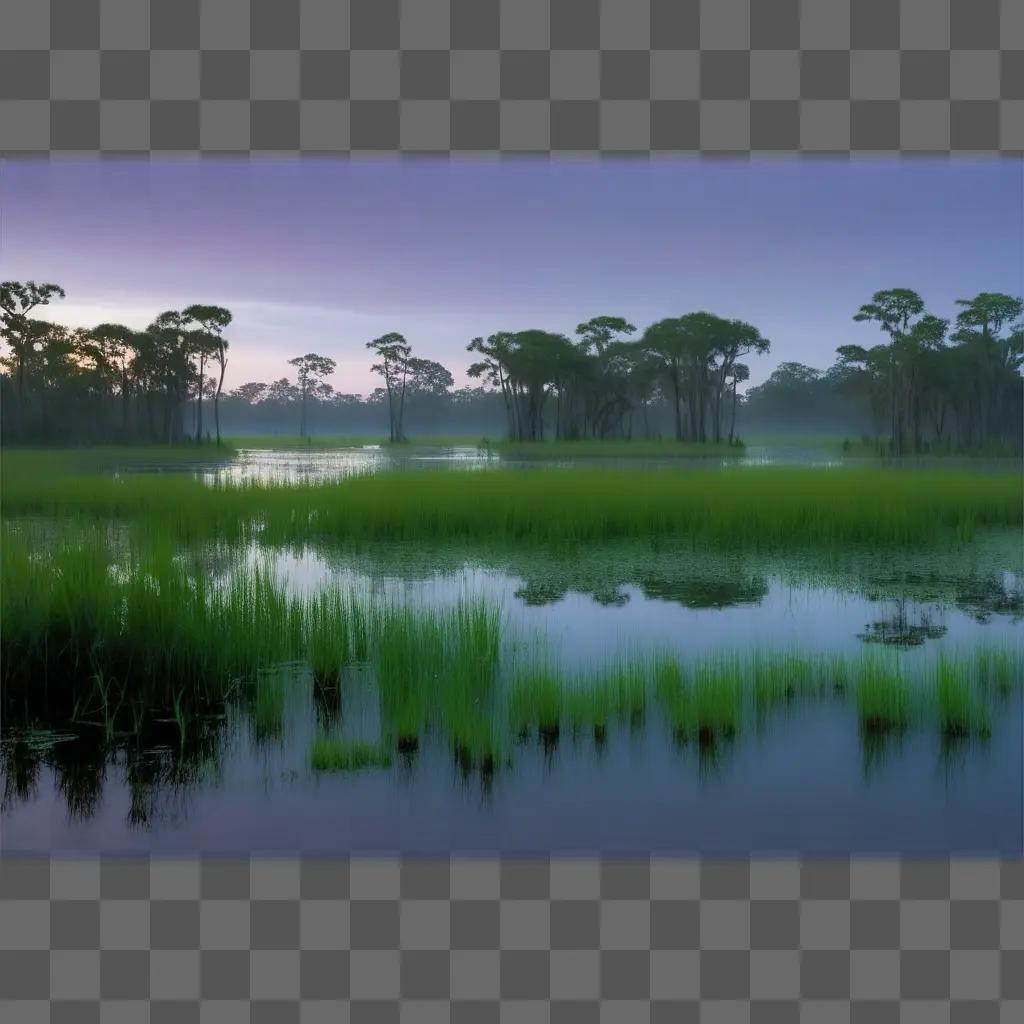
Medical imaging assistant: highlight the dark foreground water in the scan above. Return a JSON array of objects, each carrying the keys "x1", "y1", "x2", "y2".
[
  {"x1": 4, "y1": 697, "x2": 1020, "y2": 856},
  {"x1": 3, "y1": 533, "x2": 1021, "y2": 857}
]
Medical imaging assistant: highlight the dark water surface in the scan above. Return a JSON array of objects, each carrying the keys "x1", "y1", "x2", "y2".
[{"x1": 5, "y1": 697, "x2": 1020, "y2": 856}]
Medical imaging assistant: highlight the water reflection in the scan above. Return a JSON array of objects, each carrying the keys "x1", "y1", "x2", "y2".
[
  {"x1": 4, "y1": 674, "x2": 1019, "y2": 853},
  {"x1": 176, "y1": 442, "x2": 1020, "y2": 486},
  {"x1": 858, "y1": 601, "x2": 949, "y2": 647},
  {"x1": 252, "y1": 543, "x2": 1022, "y2": 664},
  {"x1": 639, "y1": 575, "x2": 769, "y2": 609}
]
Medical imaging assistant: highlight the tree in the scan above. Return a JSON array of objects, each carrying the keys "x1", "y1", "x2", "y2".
[
  {"x1": 467, "y1": 332, "x2": 519, "y2": 439},
  {"x1": 851, "y1": 288, "x2": 927, "y2": 454},
  {"x1": 706, "y1": 317, "x2": 770, "y2": 442},
  {"x1": 500, "y1": 330, "x2": 576, "y2": 441},
  {"x1": 267, "y1": 377, "x2": 299, "y2": 404},
  {"x1": 575, "y1": 317, "x2": 637, "y2": 437},
  {"x1": 951, "y1": 293, "x2": 1023, "y2": 447},
  {"x1": 406, "y1": 357, "x2": 454, "y2": 396},
  {"x1": 230, "y1": 381, "x2": 269, "y2": 404},
  {"x1": 727, "y1": 362, "x2": 749, "y2": 444},
  {"x1": 575, "y1": 316, "x2": 636, "y2": 358},
  {"x1": 0, "y1": 280, "x2": 66, "y2": 399},
  {"x1": 184, "y1": 305, "x2": 232, "y2": 445},
  {"x1": 641, "y1": 317, "x2": 710, "y2": 441},
  {"x1": 367, "y1": 333, "x2": 412, "y2": 442},
  {"x1": 147, "y1": 313, "x2": 198, "y2": 444},
  {"x1": 89, "y1": 323, "x2": 137, "y2": 433},
  {"x1": 287, "y1": 353, "x2": 336, "y2": 438}
]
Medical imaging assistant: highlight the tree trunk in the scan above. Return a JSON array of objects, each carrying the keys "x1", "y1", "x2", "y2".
[
  {"x1": 215, "y1": 351, "x2": 226, "y2": 445},
  {"x1": 670, "y1": 365, "x2": 683, "y2": 441},
  {"x1": 121, "y1": 369, "x2": 129, "y2": 435},
  {"x1": 385, "y1": 374, "x2": 395, "y2": 442},
  {"x1": 729, "y1": 381, "x2": 738, "y2": 444},
  {"x1": 196, "y1": 354, "x2": 205, "y2": 443},
  {"x1": 398, "y1": 379, "x2": 407, "y2": 441}
]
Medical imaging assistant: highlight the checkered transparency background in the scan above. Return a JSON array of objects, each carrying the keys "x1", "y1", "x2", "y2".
[
  {"x1": 0, "y1": 0, "x2": 1021, "y2": 150},
  {"x1": 3, "y1": 1, "x2": 1024, "y2": 1020},
  {"x1": 2, "y1": 857, "x2": 1024, "y2": 1022}
]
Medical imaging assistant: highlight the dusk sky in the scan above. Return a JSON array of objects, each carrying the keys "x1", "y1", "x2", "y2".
[{"x1": 3, "y1": 156, "x2": 1021, "y2": 395}]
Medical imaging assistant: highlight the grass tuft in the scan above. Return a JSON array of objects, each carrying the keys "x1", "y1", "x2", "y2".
[{"x1": 310, "y1": 737, "x2": 392, "y2": 772}]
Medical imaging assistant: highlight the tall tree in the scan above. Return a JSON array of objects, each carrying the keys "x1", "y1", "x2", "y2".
[
  {"x1": 89, "y1": 323, "x2": 136, "y2": 434},
  {"x1": 851, "y1": 288, "x2": 927, "y2": 454},
  {"x1": 0, "y1": 281, "x2": 66, "y2": 399},
  {"x1": 367, "y1": 333, "x2": 412, "y2": 442},
  {"x1": 641, "y1": 317, "x2": 715, "y2": 441},
  {"x1": 184, "y1": 305, "x2": 232, "y2": 445},
  {"x1": 467, "y1": 333, "x2": 518, "y2": 439},
  {"x1": 706, "y1": 317, "x2": 770, "y2": 442},
  {"x1": 575, "y1": 317, "x2": 637, "y2": 437},
  {"x1": 287, "y1": 353, "x2": 336, "y2": 438},
  {"x1": 150, "y1": 311, "x2": 199, "y2": 444}
]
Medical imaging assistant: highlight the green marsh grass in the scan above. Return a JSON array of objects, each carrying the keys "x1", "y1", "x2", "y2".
[
  {"x1": 973, "y1": 647, "x2": 1018, "y2": 696},
  {"x1": 3, "y1": 530, "x2": 1021, "y2": 767},
  {"x1": 853, "y1": 652, "x2": 911, "y2": 733},
  {"x1": 4, "y1": 460, "x2": 1020, "y2": 549},
  {"x1": 935, "y1": 655, "x2": 992, "y2": 738},
  {"x1": 655, "y1": 655, "x2": 743, "y2": 744},
  {"x1": 562, "y1": 663, "x2": 648, "y2": 736},
  {"x1": 310, "y1": 737, "x2": 392, "y2": 772},
  {"x1": 250, "y1": 671, "x2": 288, "y2": 741}
]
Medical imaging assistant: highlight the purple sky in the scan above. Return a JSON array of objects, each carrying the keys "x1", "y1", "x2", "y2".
[{"x1": 4, "y1": 156, "x2": 1021, "y2": 395}]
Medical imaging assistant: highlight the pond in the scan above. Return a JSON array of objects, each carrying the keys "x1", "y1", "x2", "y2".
[{"x1": 3, "y1": 520, "x2": 1021, "y2": 856}]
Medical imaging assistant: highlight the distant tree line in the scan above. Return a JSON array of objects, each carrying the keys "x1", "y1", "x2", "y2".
[
  {"x1": 1, "y1": 282, "x2": 234, "y2": 445},
  {"x1": 2, "y1": 279, "x2": 1020, "y2": 452}
]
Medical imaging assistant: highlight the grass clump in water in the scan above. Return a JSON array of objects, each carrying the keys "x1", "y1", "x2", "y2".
[
  {"x1": 567, "y1": 663, "x2": 648, "y2": 733},
  {"x1": 310, "y1": 736, "x2": 391, "y2": 772},
  {"x1": 853, "y1": 653, "x2": 911, "y2": 734},
  {"x1": 250, "y1": 671, "x2": 288, "y2": 742},
  {"x1": 935, "y1": 656, "x2": 991, "y2": 738},
  {"x1": 654, "y1": 655, "x2": 743, "y2": 744},
  {"x1": 972, "y1": 647, "x2": 1020, "y2": 696},
  {"x1": 371, "y1": 599, "x2": 503, "y2": 766},
  {"x1": 509, "y1": 665, "x2": 563, "y2": 741}
]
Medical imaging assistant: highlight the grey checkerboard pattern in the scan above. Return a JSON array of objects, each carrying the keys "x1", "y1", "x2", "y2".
[
  {"x1": 0, "y1": 0, "x2": 1022, "y2": 151},
  {"x1": 2, "y1": 856, "x2": 1024, "y2": 1020}
]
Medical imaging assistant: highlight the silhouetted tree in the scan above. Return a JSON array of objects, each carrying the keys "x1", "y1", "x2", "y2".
[
  {"x1": 287, "y1": 353, "x2": 336, "y2": 438},
  {"x1": 367, "y1": 333, "x2": 412, "y2": 442},
  {"x1": 184, "y1": 305, "x2": 232, "y2": 445}
]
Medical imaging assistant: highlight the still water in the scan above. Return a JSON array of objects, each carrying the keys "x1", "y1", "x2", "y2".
[
  {"x1": 3, "y1": 534, "x2": 1021, "y2": 856},
  {"x1": 95, "y1": 439, "x2": 1019, "y2": 485}
]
